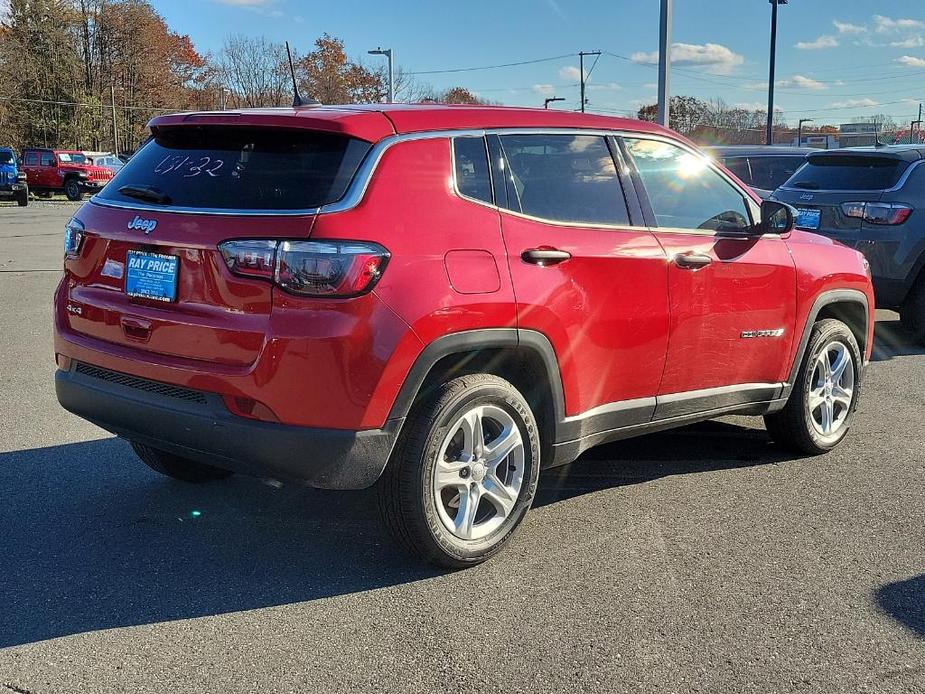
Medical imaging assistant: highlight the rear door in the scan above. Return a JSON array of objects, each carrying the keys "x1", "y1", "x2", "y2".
[
  {"x1": 494, "y1": 132, "x2": 669, "y2": 423},
  {"x1": 60, "y1": 125, "x2": 372, "y2": 367},
  {"x1": 621, "y1": 136, "x2": 797, "y2": 411}
]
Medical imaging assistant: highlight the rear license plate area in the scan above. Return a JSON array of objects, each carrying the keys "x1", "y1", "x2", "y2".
[
  {"x1": 125, "y1": 250, "x2": 179, "y2": 302},
  {"x1": 796, "y1": 208, "x2": 821, "y2": 230}
]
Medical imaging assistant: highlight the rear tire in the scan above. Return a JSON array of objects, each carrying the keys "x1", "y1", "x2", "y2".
[
  {"x1": 64, "y1": 178, "x2": 83, "y2": 201},
  {"x1": 16, "y1": 186, "x2": 28, "y2": 206},
  {"x1": 900, "y1": 277, "x2": 925, "y2": 344},
  {"x1": 377, "y1": 374, "x2": 541, "y2": 569},
  {"x1": 765, "y1": 318, "x2": 861, "y2": 455},
  {"x1": 131, "y1": 441, "x2": 234, "y2": 483}
]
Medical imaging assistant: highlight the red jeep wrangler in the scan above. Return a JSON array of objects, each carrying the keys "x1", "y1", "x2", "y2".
[
  {"x1": 53, "y1": 105, "x2": 875, "y2": 567},
  {"x1": 21, "y1": 148, "x2": 113, "y2": 201}
]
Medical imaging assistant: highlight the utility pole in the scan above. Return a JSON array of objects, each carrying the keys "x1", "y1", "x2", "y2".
[
  {"x1": 578, "y1": 50, "x2": 600, "y2": 113},
  {"x1": 110, "y1": 83, "x2": 119, "y2": 155},
  {"x1": 657, "y1": 0, "x2": 672, "y2": 127},
  {"x1": 766, "y1": 0, "x2": 788, "y2": 145}
]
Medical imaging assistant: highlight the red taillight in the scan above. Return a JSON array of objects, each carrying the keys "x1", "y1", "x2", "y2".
[
  {"x1": 217, "y1": 239, "x2": 390, "y2": 297},
  {"x1": 841, "y1": 202, "x2": 913, "y2": 225},
  {"x1": 218, "y1": 240, "x2": 277, "y2": 280}
]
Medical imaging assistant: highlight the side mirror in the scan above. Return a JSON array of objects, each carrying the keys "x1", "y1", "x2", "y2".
[{"x1": 759, "y1": 199, "x2": 795, "y2": 235}]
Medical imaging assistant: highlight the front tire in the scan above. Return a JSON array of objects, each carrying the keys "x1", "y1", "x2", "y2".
[
  {"x1": 765, "y1": 318, "x2": 862, "y2": 455},
  {"x1": 16, "y1": 186, "x2": 28, "y2": 206},
  {"x1": 377, "y1": 374, "x2": 541, "y2": 569},
  {"x1": 131, "y1": 441, "x2": 234, "y2": 483},
  {"x1": 63, "y1": 178, "x2": 84, "y2": 201}
]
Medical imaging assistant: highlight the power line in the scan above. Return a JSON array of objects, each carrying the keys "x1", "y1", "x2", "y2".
[
  {"x1": 408, "y1": 53, "x2": 575, "y2": 76},
  {"x1": 0, "y1": 96, "x2": 178, "y2": 112}
]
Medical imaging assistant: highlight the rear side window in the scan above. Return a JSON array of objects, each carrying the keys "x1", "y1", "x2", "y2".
[
  {"x1": 41, "y1": 153, "x2": 55, "y2": 166},
  {"x1": 497, "y1": 134, "x2": 629, "y2": 226},
  {"x1": 722, "y1": 157, "x2": 753, "y2": 185},
  {"x1": 23, "y1": 152, "x2": 38, "y2": 166},
  {"x1": 97, "y1": 126, "x2": 372, "y2": 210},
  {"x1": 624, "y1": 138, "x2": 751, "y2": 232},
  {"x1": 747, "y1": 156, "x2": 806, "y2": 190},
  {"x1": 453, "y1": 137, "x2": 492, "y2": 204},
  {"x1": 785, "y1": 155, "x2": 909, "y2": 191}
]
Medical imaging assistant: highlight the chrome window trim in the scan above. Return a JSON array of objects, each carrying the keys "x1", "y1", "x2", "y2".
[
  {"x1": 449, "y1": 135, "x2": 497, "y2": 210},
  {"x1": 777, "y1": 158, "x2": 923, "y2": 195},
  {"x1": 449, "y1": 130, "x2": 641, "y2": 230},
  {"x1": 89, "y1": 126, "x2": 761, "y2": 220},
  {"x1": 89, "y1": 196, "x2": 321, "y2": 217}
]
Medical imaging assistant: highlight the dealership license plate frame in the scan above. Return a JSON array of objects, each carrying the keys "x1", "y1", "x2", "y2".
[
  {"x1": 796, "y1": 208, "x2": 822, "y2": 230},
  {"x1": 125, "y1": 250, "x2": 179, "y2": 302}
]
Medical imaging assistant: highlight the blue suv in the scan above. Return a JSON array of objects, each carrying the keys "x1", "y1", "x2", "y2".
[{"x1": 0, "y1": 147, "x2": 28, "y2": 206}]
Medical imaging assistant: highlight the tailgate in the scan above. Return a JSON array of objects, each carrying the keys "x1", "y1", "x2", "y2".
[{"x1": 61, "y1": 202, "x2": 314, "y2": 367}]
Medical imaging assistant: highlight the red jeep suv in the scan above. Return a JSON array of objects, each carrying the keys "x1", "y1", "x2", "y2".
[
  {"x1": 54, "y1": 105, "x2": 875, "y2": 567},
  {"x1": 21, "y1": 148, "x2": 114, "y2": 201}
]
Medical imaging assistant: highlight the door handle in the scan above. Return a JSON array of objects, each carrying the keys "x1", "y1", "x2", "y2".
[
  {"x1": 673, "y1": 253, "x2": 713, "y2": 270},
  {"x1": 521, "y1": 248, "x2": 571, "y2": 266}
]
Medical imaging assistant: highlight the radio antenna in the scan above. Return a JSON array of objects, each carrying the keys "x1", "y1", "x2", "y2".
[{"x1": 285, "y1": 41, "x2": 319, "y2": 107}]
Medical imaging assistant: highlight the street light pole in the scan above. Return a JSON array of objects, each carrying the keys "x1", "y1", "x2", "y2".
[
  {"x1": 657, "y1": 0, "x2": 672, "y2": 128},
  {"x1": 544, "y1": 96, "x2": 565, "y2": 109},
  {"x1": 766, "y1": 0, "x2": 788, "y2": 145},
  {"x1": 798, "y1": 118, "x2": 813, "y2": 147},
  {"x1": 369, "y1": 47, "x2": 394, "y2": 102}
]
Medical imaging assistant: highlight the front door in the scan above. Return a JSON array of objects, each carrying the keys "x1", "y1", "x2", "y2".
[
  {"x1": 492, "y1": 133, "x2": 670, "y2": 427},
  {"x1": 621, "y1": 137, "x2": 797, "y2": 416}
]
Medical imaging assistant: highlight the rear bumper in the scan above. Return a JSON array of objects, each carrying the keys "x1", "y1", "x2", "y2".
[{"x1": 55, "y1": 362, "x2": 401, "y2": 489}]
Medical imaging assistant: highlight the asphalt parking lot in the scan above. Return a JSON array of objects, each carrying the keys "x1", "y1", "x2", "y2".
[{"x1": 0, "y1": 203, "x2": 923, "y2": 694}]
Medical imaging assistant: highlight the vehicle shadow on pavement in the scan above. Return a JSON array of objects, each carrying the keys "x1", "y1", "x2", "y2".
[
  {"x1": 0, "y1": 437, "x2": 442, "y2": 648},
  {"x1": 534, "y1": 420, "x2": 785, "y2": 507},
  {"x1": 871, "y1": 319, "x2": 925, "y2": 362},
  {"x1": 875, "y1": 574, "x2": 925, "y2": 637},
  {"x1": 0, "y1": 421, "x2": 787, "y2": 648}
]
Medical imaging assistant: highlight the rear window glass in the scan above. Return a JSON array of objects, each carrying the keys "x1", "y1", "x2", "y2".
[
  {"x1": 97, "y1": 127, "x2": 372, "y2": 210},
  {"x1": 785, "y1": 156, "x2": 909, "y2": 191},
  {"x1": 453, "y1": 137, "x2": 492, "y2": 204}
]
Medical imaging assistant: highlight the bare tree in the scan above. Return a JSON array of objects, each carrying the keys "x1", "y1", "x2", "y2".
[{"x1": 219, "y1": 34, "x2": 289, "y2": 108}]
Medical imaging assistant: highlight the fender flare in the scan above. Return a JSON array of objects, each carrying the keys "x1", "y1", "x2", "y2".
[
  {"x1": 783, "y1": 288, "x2": 870, "y2": 397},
  {"x1": 386, "y1": 327, "x2": 566, "y2": 430}
]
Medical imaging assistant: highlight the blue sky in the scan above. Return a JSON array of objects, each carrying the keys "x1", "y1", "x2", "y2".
[{"x1": 154, "y1": 0, "x2": 925, "y2": 126}]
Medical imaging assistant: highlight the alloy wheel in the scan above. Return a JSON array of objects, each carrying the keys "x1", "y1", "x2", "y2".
[
  {"x1": 808, "y1": 340, "x2": 855, "y2": 439},
  {"x1": 432, "y1": 404, "x2": 526, "y2": 541}
]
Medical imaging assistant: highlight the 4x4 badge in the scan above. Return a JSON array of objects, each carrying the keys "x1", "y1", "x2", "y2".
[{"x1": 127, "y1": 215, "x2": 157, "y2": 234}]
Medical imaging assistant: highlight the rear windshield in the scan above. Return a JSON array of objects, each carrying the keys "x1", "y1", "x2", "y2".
[
  {"x1": 97, "y1": 126, "x2": 372, "y2": 210},
  {"x1": 785, "y1": 155, "x2": 909, "y2": 191}
]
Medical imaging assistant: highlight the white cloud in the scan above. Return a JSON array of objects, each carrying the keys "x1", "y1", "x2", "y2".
[
  {"x1": 891, "y1": 35, "x2": 925, "y2": 48},
  {"x1": 776, "y1": 75, "x2": 826, "y2": 90},
  {"x1": 874, "y1": 15, "x2": 925, "y2": 33},
  {"x1": 733, "y1": 102, "x2": 766, "y2": 111},
  {"x1": 833, "y1": 19, "x2": 866, "y2": 35},
  {"x1": 532, "y1": 84, "x2": 556, "y2": 96},
  {"x1": 830, "y1": 98, "x2": 880, "y2": 108},
  {"x1": 559, "y1": 66, "x2": 583, "y2": 81},
  {"x1": 587, "y1": 82, "x2": 622, "y2": 92},
  {"x1": 630, "y1": 42, "x2": 744, "y2": 75},
  {"x1": 642, "y1": 82, "x2": 658, "y2": 90},
  {"x1": 896, "y1": 55, "x2": 925, "y2": 67},
  {"x1": 796, "y1": 35, "x2": 839, "y2": 50}
]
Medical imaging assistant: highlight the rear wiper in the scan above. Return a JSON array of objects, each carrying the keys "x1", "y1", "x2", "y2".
[
  {"x1": 118, "y1": 184, "x2": 172, "y2": 205},
  {"x1": 792, "y1": 181, "x2": 820, "y2": 190}
]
